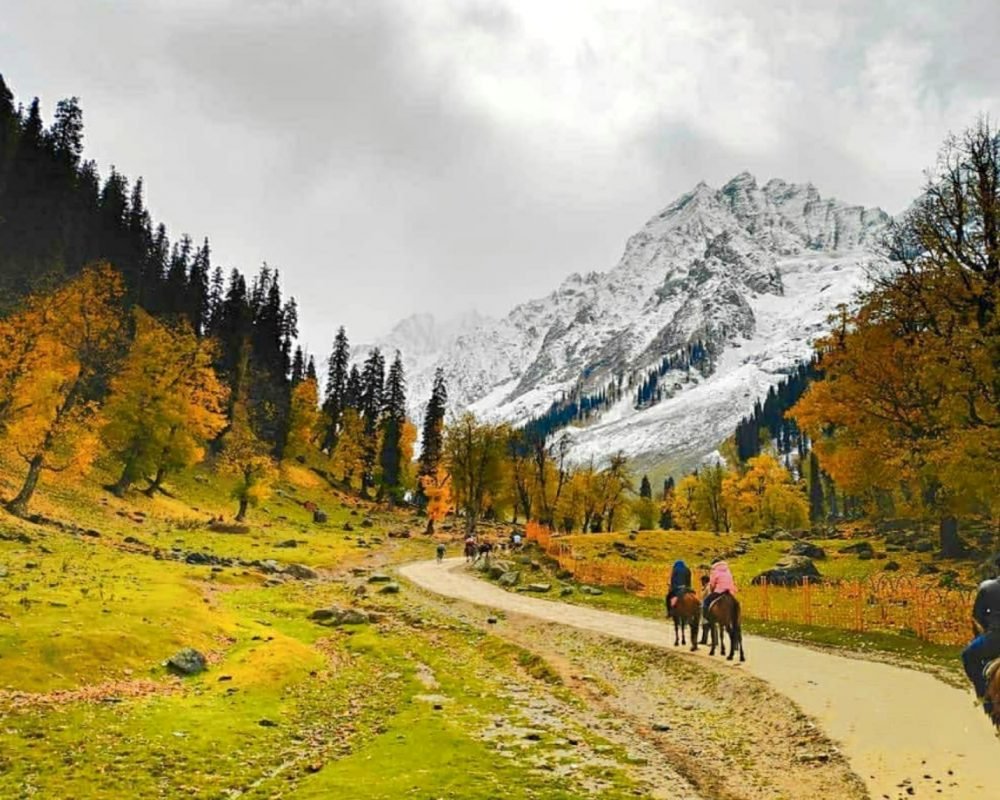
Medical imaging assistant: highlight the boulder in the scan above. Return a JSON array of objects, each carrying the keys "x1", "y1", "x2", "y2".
[
  {"x1": 788, "y1": 541, "x2": 826, "y2": 560},
  {"x1": 284, "y1": 563, "x2": 319, "y2": 580},
  {"x1": 498, "y1": 571, "x2": 520, "y2": 588},
  {"x1": 343, "y1": 522, "x2": 355, "y2": 532},
  {"x1": 525, "y1": 583, "x2": 551, "y2": 593},
  {"x1": 275, "y1": 539, "x2": 298, "y2": 549},
  {"x1": 378, "y1": 582, "x2": 401, "y2": 594},
  {"x1": 360, "y1": 518, "x2": 374, "y2": 528},
  {"x1": 839, "y1": 541, "x2": 874, "y2": 557},
  {"x1": 313, "y1": 510, "x2": 328, "y2": 524},
  {"x1": 259, "y1": 559, "x2": 283, "y2": 574},
  {"x1": 367, "y1": 573, "x2": 393, "y2": 584},
  {"x1": 752, "y1": 555, "x2": 822, "y2": 587},
  {"x1": 308, "y1": 607, "x2": 370, "y2": 626},
  {"x1": 166, "y1": 648, "x2": 207, "y2": 676},
  {"x1": 883, "y1": 561, "x2": 901, "y2": 571}
]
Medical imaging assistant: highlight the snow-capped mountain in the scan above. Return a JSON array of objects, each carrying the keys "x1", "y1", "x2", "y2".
[{"x1": 372, "y1": 173, "x2": 890, "y2": 472}]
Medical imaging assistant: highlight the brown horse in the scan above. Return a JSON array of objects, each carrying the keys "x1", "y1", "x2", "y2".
[
  {"x1": 705, "y1": 593, "x2": 745, "y2": 662},
  {"x1": 986, "y1": 658, "x2": 1000, "y2": 728},
  {"x1": 667, "y1": 591, "x2": 700, "y2": 651}
]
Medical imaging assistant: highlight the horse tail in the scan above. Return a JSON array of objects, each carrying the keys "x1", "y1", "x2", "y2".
[
  {"x1": 986, "y1": 658, "x2": 1000, "y2": 728},
  {"x1": 732, "y1": 597, "x2": 743, "y2": 640}
]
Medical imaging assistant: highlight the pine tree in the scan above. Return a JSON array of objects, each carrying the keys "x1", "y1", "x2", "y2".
[
  {"x1": 290, "y1": 346, "x2": 305, "y2": 386},
  {"x1": 379, "y1": 351, "x2": 407, "y2": 499},
  {"x1": 322, "y1": 326, "x2": 350, "y2": 450},
  {"x1": 359, "y1": 348, "x2": 385, "y2": 495},
  {"x1": 187, "y1": 237, "x2": 211, "y2": 334},
  {"x1": 639, "y1": 474, "x2": 652, "y2": 499},
  {"x1": 418, "y1": 368, "x2": 448, "y2": 490}
]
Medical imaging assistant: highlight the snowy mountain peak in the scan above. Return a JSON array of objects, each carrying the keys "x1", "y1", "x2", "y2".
[{"x1": 381, "y1": 176, "x2": 890, "y2": 471}]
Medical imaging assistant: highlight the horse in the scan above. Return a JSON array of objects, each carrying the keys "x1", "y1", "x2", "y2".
[
  {"x1": 476, "y1": 540, "x2": 494, "y2": 564},
  {"x1": 464, "y1": 539, "x2": 477, "y2": 562},
  {"x1": 986, "y1": 658, "x2": 1000, "y2": 728},
  {"x1": 666, "y1": 590, "x2": 700, "y2": 651},
  {"x1": 705, "y1": 593, "x2": 745, "y2": 662}
]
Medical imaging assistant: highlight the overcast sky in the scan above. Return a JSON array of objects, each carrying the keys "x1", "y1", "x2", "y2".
[{"x1": 2, "y1": 0, "x2": 998, "y2": 355}]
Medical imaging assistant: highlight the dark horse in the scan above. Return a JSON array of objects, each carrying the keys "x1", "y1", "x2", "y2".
[
  {"x1": 705, "y1": 593, "x2": 745, "y2": 662},
  {"x1": 666, "y1": 590, "x2": 700, "y2": 651},
  {"x1": 464, "y1": 539, "x2": 477, "y2": 562}
]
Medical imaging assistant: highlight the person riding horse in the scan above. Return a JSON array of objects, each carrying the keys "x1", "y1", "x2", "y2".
[
  {"x1": 962, "y1": 577, "x2": 1000, "y2": 718},
  {"x1": 666, "y1": 560, "x2": 693, "y2": 610},
  {"x1": 703, "y1": 559, "x2": 736, "y2": 613}
]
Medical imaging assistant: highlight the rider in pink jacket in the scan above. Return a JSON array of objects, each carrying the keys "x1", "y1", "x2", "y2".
[{"x1": 709, "y1": 561, "x2": 736, "y2": 595}]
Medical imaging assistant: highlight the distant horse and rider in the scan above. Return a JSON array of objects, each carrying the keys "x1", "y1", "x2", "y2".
[{"x1": 666, "y1": 558, "x2": 745, "y2": 662}]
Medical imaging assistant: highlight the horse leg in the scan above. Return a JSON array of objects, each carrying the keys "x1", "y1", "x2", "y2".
[
  {"x1": 720, "y1": 623, "x2": 727, "y2": 657},
  {"x1": 709, "y1": 622, "x2": 717, "y2": 656},
  {"x1": 726, "y1": 623, "x2": 735, "y2": 661},
  {"x1": 673, "y1": 616, "x2": 679, "y2": 647},
  {"x1": 690, "y1": 618, "x2": 699, "y2": 652}
]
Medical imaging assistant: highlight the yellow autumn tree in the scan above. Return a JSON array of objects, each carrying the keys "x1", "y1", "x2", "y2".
[
  {"x1": 398, "y1": 419, "x2": 418, "y2": 492},
  {"x1": 420, "y1": 465, "x2": 452, "y2": 535},
  {"x1": 217, "y1": 344, "x2": 276, "y2": 521},
  {"x1": 101, "y1": 309, "x2": 228, "y2": 496},
  {"x1": 331, "y1": 407, "x2": 365, "y2": 488},
  {"x1": 1, "y1": 264, "x2": 127, "y2": 516},
  {"x1": 672, "y1": 474, "x2": 700, "y2": 530},
  {"x1": 285, "y1": 377, "x2": 322, "y2": 462},
  {"x1": 722, "y1": 454, "x2": 808, "y2": 533}
]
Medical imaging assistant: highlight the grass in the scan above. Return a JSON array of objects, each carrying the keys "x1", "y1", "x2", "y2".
[{"x1": 0, "y1": 456, "x2": 648, "y2": 798}]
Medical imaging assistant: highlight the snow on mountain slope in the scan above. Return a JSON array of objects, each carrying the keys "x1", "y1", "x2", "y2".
[{"x1": 372, "y1": 173, "x2": 890, "y2": 471}]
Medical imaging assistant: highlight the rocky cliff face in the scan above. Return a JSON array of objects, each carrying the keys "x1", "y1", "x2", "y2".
[{"x1": 371, "y1": 173, "x2": 890, "y2": 471}]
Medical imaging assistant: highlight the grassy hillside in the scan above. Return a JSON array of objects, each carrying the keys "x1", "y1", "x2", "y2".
[{"x1": 0, "y1": 462, "x2": 651, "y2": 799}]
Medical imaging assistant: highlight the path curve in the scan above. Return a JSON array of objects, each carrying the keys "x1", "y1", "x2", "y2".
[{"x1": 402, "y1": 558, "x2": 999, "y2": 799}]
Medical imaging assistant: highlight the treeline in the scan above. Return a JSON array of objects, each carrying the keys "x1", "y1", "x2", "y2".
[
  {"x1": 522, "y1": 378, "x2": 624, "y2": 442},
  {"x1": 0, "y1": 77, "x2": 420, "y2": 518},
  {"x1": 734, "y1": 360, "x2": 817, "y2": 462},
  {"x1": 634, "y1": 340, "x2": 710, "y2": 408}
]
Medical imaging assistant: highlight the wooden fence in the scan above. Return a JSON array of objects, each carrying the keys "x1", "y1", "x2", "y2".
[{"x1": 524, "y1": 523, "x2": 973, "y2": 646}]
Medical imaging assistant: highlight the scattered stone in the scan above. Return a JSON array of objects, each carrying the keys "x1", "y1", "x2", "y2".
[
  {"x1": 883, "y1": 560, "x2": 901, "y2": 571},
  {"x1": 259, "y1": 559, "x2": 283, "y2": 574},
  {"x1": 275, "y1": 539, "x2": 298, "y2": 548},
  {"x1": 352, "y1": 584, "x2": 368, "y2": 597},
  {"x1": 560, "y1": 586, "x2": 574, "y2": 597},
  {"x1": 580, "y1": 585, "x2": 603, "y2": 596},
  {"x1": 313, "y1": 510, "x2": 328, "y2": 524},
  {"x1": 487, "y1": 616, "x2": 498, "y2": 625},
  {"x1": 283, "y1": 563, "x2": 319, "y2": 580},
  {"x1": 367, "y1": 573, "x2": 392, "y2": 584},
  {"x1": 839, "y1": 541, "x2": 874, "y2": 557},
  {"x1": 258, "y1": 719, "x2": 278, "y2": 728},
  {"x1": 918, "y1": 562, "x2": 940, "y2": 575},
  {"x1": 308, "y1": 607, "x2": 371, "y2": 625},
  {"x1": 343, "y1": 522, "x2": 355, "y2": 532},
  {"x1": 752, "y1": 555, "x2": 822, "y2": 586},
  {"x1": 387, "y1": 529, "x2": 411, "y2": 539},
  {"x1": 166, "y1": 648, "x2": 207, "y2": 676},
  {"x1": 651, "y1": 722, "x2": 671, "y2": 732},
  {"x1": 378, "y1": 582, "x2": 401, "y2": 595},
  {"x1": 360, "y1": 518, "x2": 374, "y2": 528},
  {"x1": 498, "y1": 571, "x2": 520, "y2": 588},
  {"x1": 788, "y1": 541, "x2": 826, "y2": 560},
  {"x1": 525, "y1": 583, "x2": 551, "y2": 593}
]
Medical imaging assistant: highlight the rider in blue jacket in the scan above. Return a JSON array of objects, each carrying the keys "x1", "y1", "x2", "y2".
[
  {"x1": 962, "y1": 577, "x2": 1000, "y2": 713},
  {"x1": 666, "y1": 560, "x2": 692, "y2": 610}
]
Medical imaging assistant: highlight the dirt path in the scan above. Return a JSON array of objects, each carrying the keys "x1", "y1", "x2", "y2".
[{"x1": 402, "y1": 558, "x2": 1000, "y2": 800}]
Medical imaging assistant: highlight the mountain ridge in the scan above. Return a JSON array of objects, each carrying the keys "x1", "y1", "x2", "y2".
[{"x1": 369, "y1": 173, "x2": 891, "y2": 471}]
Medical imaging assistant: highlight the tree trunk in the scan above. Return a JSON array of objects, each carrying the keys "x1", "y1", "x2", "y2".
[
  {"x1": 236, "y1": 495, "x2": 249, "y2": 522},
  {"x1": 939, "y1": 515, "x2": 963, "y2": 558},
  {"x1": 144, "y1": 465, "x2": 167, "y2": 497},
  {"x1": 111, "y1": 464, "x2": 133, "y2": 497},
  {"x1": 425, "y1": 518, "x2": 435, "y2": 536},
  {"x1": 7, "y1": 454, "x2": 44, "y2": 517}
]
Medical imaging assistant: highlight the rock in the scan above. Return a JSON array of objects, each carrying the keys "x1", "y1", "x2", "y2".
[
  {"x1": 839, "y1": 541, "x2": 874, "y2": 557},
  {"x1": 166, "y1": 648, "x2": 207, "y2": 676},
  {"x1": 560, "y1": 586, "x2": 574, "y2": 597},
  {"x1": 259, "y1": 559, "x2": 283, "y2": 574},
  {"x1": 313, "y1": 510, "x2": 328, "y2": 524},
  {"x1": 651, "y1": 722, "x2": 671, "y2": 732},
  {"x1": 917, "y1": 562, "x2": 940, "y2": 575},
  {"x1": 498, "y1": 571, "x2": 520, "y2": 588},
  {"x1": 387, "y1": 529, "x2": 411, "y2": 539},
  {"x1": 378, "y1": 582, "x2": 401, "y2": 594},
  {"x1": 309, "y1": 607, "x2": 370, "y2": 625},
  {"x1": 752, "y1": 555, "x2": 822, "y2": 586},
  {"x1": 555, "y1": 569, "x2": 573, "y2": 580},
  {"x1": 487, "y1": 564, "x2": 506, "y2": 580},
  {"x1": 0, "y1": 565, "x2": 6, "y2": 578},
  {"x1": 185, "y1": 552, "x2": 212, "y2": 565},
  {"x1": 788, "y1": 541, "x2": 826, "y2": 559},
  {"x1": 283, "y1": 563, "x2": 319, "y2": 580},
  {"x1": 914, "y1": 540, "x2": 933, "y2": 553},
  {"x1": 352, "y1": 584, "x2": 368, "y2": 597},
  {"x1": 360, "y1": 518, "x2": 374, "y2": 528},
  {"x1": 275, "y1": 539, "x2": 298, "y2": 548},
  {"x1": 258, "y1": 718, "x2": 278, "y2": 728},
  {"x1": 580, "y1": 585, "x2": 603, "y2": 596},
  {"x1": 487, "y1": 616, "x2": 498, "y2": 624},
  {"x1": 343, "y1": 522, "x2": 355, "y2": 532},
  {"x1": 525, "y1": 583, "x2": 551, "y2": 593},
  {"x1": 368, "y1": 573, "x2": 393, "y2": 584},
  {"x1": 883, "y1": 561, "x2": 901, "y2": 571},
  {"x1": 772, "y1": 530, "x2": 796, "y2": 541}
]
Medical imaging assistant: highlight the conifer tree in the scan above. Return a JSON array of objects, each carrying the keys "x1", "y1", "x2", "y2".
[
  {"x1": 639, "y1": 474, "x2": 652, "y2": 499},
  {"x1": 379, "y1": 351, "x2": 407, "y2": 499},
  {"x1": 808, "y1": 449, "x2": 825, "y2": 524},
  {"x1": 323, "y1": 326, "x2": 350, "y2": 450},
  {"x1": 417, "y1": 368, "x2": 448, "y2": 503},
  {"x1": 359, "y1": 348, "x2": 385, "y2": 495}
]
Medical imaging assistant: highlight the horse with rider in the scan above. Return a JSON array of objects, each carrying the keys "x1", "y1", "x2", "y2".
[{"x1": 665, "y1": 557, "x2": 745, "y2": 662}]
